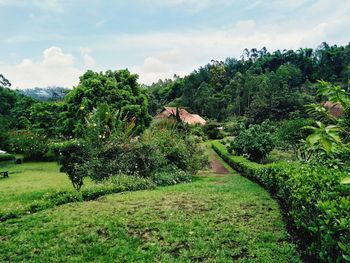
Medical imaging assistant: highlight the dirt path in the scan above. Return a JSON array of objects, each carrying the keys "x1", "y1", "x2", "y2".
[{"x1": 210, "y1": 152, "x2": 229, "y2": 174}]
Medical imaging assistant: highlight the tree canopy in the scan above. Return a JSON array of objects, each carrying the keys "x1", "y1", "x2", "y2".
[{"x1": 149, "y1": 42, "x2": 350, "y2": 123}]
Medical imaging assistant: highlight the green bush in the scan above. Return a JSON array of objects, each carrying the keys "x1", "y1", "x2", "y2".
[
  {"x1": 224, "y1": 116, "x2": 247, "y2": 136},
  {"x1": 0, "y1": 125, "x2": 9, "y2": 150},
  {"x1": 189, "y1": 125, "x2": 206, "y2": 139},
  {"x1": 81, "y1": 175, "x2": 155, "y2": 200},
  {"x1": 56, "y1": 118, "x2": 207, "y2": 186},
  {"x1": 89, "y1": 123, "x2": 208, "y2": 181},
  {"x1": 228, "y1": 121, "x2": 275, "y2": 163},
  {"x1": 8, "y1": 130, "x2": 48, "y2": 160},
  {"x1": 0, "y1": 153, "x2": 15, "y2": 162},
  {"x1": 203, "y1": 121, "x2": 224, "y2": 139},
  {"x1": 212, "y1": 141, "x2": 350, "y2": 262},
  {"x1": 275, "y1": 118, "x2": 313, "y2": 151},
  {"x1": 151, "y1": 166, "x2": 192, "y2": 186},
  {"x1": 57, "y1": 140, "x2": 91, "y2": 190}
]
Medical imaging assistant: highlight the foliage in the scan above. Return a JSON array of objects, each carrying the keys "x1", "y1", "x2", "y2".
[
  {"x1": 63, "y1": 69, "x2": 152, "y2": 137},
  {"x1": 8, "y1": 130, "x2": 49, "y2": 160},
  {"x1": 0, "y1": 154, "x2": 15, "y2": 162},
  {"x1": 203, "y1": 121, "x2": 224, "y2": 139},
  {"x1": 228, "y1": 121, "x2": 275, "y2": 163},
  {"x1": 223, "y1": 116, "x2": 247, "y2": 136},
  {"x1": 150, "y1": 166, "x2": 192, "y2": 186},
  {"x1": 57, "y1": 114, "x2": 207, "y2": 189},
  {"x1": 304, "y1": 81, "x2": 350, "y2": 171},
  {"x1": 80, "y1": 175, "x2": 155, "y2": 201},
  {"x1": 0, "y1": 123, "x2": 9, "y2": 150},
  {"x1": 213, "y1": 141, "x2": 350, "y2": 262},
  {"x1": 57, "y1": 140, "x2": 91, "y2": 190},
  {"x1": 29, "y1": 101, "x2": 65, "y2": 137},
  {"x1": 88, "y1": 121, "x2": 207, "y2": 182},
  {"x1": 148, "y1": 42, "x2": 350, "y2": 123},
  {"x1": 275, "y1": 118, "x2": 313, "y2": 151},
  {"x1": 188, "y1": 124, "x2": 206, "y2": 139}
]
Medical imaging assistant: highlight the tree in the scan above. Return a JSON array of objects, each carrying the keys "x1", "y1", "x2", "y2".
[
  {"x1": 63, "y1": 69, "x2": 152, "y2": 137},
  {"x1": 228, "y1": 121, "x2": 275, "y2": 163},
  {"x1": 29, "y1": 102, "x2": 65, "y2": 137},
  {"x1": 0, "y1": 74, "x2": 11, "y2": 88}
]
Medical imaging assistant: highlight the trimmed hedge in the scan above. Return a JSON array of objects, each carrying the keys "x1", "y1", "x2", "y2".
[
  {"x1": 0, "y1": 175, "x2": 155, "y2": 222},
  {"x1": 212, "y1": 140, "x2": 350, "y2": 262},
  {"x1": 0, "y1": 154, "x2": 16, "y2": 162}
]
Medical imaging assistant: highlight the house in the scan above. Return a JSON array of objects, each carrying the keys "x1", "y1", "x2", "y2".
[
  {"x1": 155, "y1": 107, "x2": 206, "y2": 126},
  {"x1": 322, "y1": 102, "x2": 343, "y2": 118}
]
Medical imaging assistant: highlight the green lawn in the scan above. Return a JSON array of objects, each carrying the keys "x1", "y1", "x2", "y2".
[
  {"x1": 0, "y1": 152, "x2": 301, "y2": 262},
  {"x1": 0, "y1": 162, "x2": 72, "y2": 212}
]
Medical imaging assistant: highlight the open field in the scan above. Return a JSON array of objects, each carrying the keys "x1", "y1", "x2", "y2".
[
  {"x1": 0, "y1": 162, "x2": 72, "y2": 212},
  {"x1": 0, "y1": 151, "x2": 300, "y2": 262}
]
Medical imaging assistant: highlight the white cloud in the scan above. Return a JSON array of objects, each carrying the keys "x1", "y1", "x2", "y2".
[
  {"x1": 2, "y1": 0, "x2": 349, "y2": 87},
  {"x1": 80, "y1": 47, "x2": 96, "y2": 68},
  {"x1": 0, "y1": 47, "x2": 83, "y2": 88},
  {"x1": 109, "y1": 11, "x2": 350, "y2": 85}
]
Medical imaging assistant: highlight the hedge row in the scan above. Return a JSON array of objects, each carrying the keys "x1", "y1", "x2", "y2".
[
  {"x1": 212, "y1": 141, "x2": 350, "y2": 262},
  {"x1": 0, "y1": 154, "x2": 16, "y2": 162},
  {"x1": 0, "y1": 175, "x2": 155, "y2": 222}
]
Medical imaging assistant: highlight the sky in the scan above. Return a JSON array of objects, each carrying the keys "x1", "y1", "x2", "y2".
[{"x1": 0, "y1": 0, "x2": 349, "y2": 89}]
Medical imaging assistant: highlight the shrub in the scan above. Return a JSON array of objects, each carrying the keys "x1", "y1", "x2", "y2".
[
  {"x1": 0, "y1": 153, "x2": 15, "y2": 162},
  {"x1": 8, "y1": 130, "x2": 48, "y2": 160},
  {"x1": 15, "y1": 157, "x2": 23, "y2": 164},
  {"x1": 0, "y1": 126, "x2": 9, "y2": 150},
  {"x1": 228, "y1": 122, "x2": 275, "y2": 163},
  {"x1": 275, "y1": 118, "x2": 313, "y2": 151},
  {"x1": 81, "y1": 175, "x2": 155, "y2": 200},
  {"x1": 204, "y1": 121, "x2": 224, "y2": 139},
  {"x1": 57, "y1": 119, "x2": 207, "y2": 189},
  {"x1": 151, "y1": 166, "x2": 192, "y2": 186},
  {"x1": 189, "y1": 125, "x2": 206, "y2": 139},
  {"x1": 224, "y1": 116, "x2": 247, "y2": 136},
  {"x1": 57, "y1": 140, "x2": 91, "y2": 190},
  {"x1": 213, "y1": 141, "x2": 350, "y2": 262},
  {"x1": 141, "y1": 125, "x2": 208, "y2": 175}
]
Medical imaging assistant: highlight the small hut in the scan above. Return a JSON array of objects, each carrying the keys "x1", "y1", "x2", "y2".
[
  {"x1": 155, "y1": 107, "x2": 206, "y2": 126},
  {"x1": 322, "y1": 102, "x2": 343, "y2": 118}
]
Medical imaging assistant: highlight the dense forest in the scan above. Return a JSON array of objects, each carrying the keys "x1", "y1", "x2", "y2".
[{"x1": 149, "y1": 42, "x2": 350, "y2": 123}]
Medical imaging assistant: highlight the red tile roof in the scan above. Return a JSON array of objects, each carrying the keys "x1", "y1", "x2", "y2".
[
  {"x1": 322, "y1": 102, "x2": 343, "y2": 117},
  {"x1": 155, "y1": 107, "x2": 206, "y2": 126}
]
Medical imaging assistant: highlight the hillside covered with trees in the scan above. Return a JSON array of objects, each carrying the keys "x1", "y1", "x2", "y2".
[{"x1": 149, "y1": 42, "x2": 350, "y2": 123}]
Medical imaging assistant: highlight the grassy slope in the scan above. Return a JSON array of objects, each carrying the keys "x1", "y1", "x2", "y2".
[
  {"x1": 0, "y1": 152, "x2": 300, "y2": 263},
  {"x1": 0, "y1": 162, "x2": 71, "y2": 211}
]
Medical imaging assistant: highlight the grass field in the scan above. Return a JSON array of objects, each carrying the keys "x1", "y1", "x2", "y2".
[
  {"x1": 0, "y1": 151, "x2": 301, "y2": 262},
  {"x1": 0, "y1": 161, "x2": 72, "y2": 212}
]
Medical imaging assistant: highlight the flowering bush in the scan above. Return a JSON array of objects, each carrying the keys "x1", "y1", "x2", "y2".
[{"x1": 8, "y1": 130, "x2": 48, "y2": 160}]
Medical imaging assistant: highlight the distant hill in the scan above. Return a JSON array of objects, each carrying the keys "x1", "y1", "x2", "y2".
[{"x1": 18, "y1": 87, "x2": 69, "y2": 101}]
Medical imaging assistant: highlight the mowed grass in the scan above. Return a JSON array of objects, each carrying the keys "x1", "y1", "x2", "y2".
[
  {"x1": 0, "y1": 152, "x2": 301, "y2": 262},
  {"x1": 0, "y1": 161, "x2": 72, "y2": 211}
]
